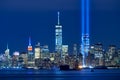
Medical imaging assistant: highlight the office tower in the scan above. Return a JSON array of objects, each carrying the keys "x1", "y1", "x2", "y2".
[
  {"x1": 106, "y1": 45, "x2": 117, "y2": 65},
  {"x1": 55, "y1": 12, "x2": 62, "y2": 58},
  {"x1": 19, "y1": 52, "x2": 28, "y2": 67},
  {"x1": 108, "y1": 45, "x2": 116, "y2": 59},
  {"x1": 41, "y1": 45, "x2": 49, "y2": 59},
  {"x1": 94, "y1": 43, "x2": 104, "y2": 66},
  {"x1": 73, "y1": 44, "x2": 77, "y2": 56},
  {"x1": 27, "y1": 37, "x2": 34, "y2": 67},
  {"x1": 94, "y1": 43, "x2": 103, "y2": 58},
  {"x1": 28, "y1": 37, "x2": 33, "y2": 61},
  {"x1": 4, "y1": 44, "x2": 11, "y2": 67},
  {"x1": 35, "y1": 42, "x2": 41, "y2": 59},
  {"x1": 62, "y1": 45, "x2": 68, "y2": 63},
  {"x1": 81, "y1": 0, "x2": 90, "y2": 67},
  {"x1": 62, "y1": 45, "x2": 68, "y2": 56},
  {"x1": 34, "y1": 42, "x2": 41, "y2": 67},
  {"x1": 12, "y1": 51, "x2": 20, "y2": 67}
]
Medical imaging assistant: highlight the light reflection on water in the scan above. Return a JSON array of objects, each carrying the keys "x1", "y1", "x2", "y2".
[
  {"x1": 0, "y1": 69, "x2": 120, "y2": 80},
  {"x1": 2, "y1": 77, "x2": 120, "y2": 80}
]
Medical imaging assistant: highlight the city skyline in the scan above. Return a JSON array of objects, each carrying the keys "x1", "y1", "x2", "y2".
[
  {"x1": 0, "y1": 1, "x2": 120, "y2": 80},
  {"x1": 0, "y1": 0, "x2": 120, "y2": 53}
]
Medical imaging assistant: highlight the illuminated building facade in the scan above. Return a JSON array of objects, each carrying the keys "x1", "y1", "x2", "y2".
[
  {"x1": 41, "y1": 45, "x2": 49, "y2": 59},
  {"x1": 35, "y1": 42, "x2": 41, "y2": 59},
  {"x1": 105, "y1": 45, "x2": 117, "y2": 66},
  {"x1": 5, "y1": 44, "x2": 10, "y2": 57},
  {"x1": 34, "y1": 43, "x2": 41, "y2": 67},
  {"x1": 62, "y1": 45, "x2": 68, "y2": 63},
  {"x1": 81, "y1": 0, "x2": 90, "y2": 66},
  {"x1": 94, "y1": 43, "x2": 104, "y2": 66},
  {"x1": 62, "y1": 45, "x2": 68, "y2": 56},
  {"x1": 27, "y1": 37, "x2": 34, "y2": 67},
  {"x1": 12, "y1": 51, "x2": 20, "y2": 67},
  {"x1": 107, "y1": 45, "x2": 116, "y2": 60},
  {"x1": 73, "y1": 44, "x2": 77, "y2": 56},
  {"x1": 20, "y1": 52, "x2": 28, "y2": 66},
  {"x1": 28, "y1": 37, "x2": 33, "y2": 61},
  {"x1": 55, "y1": 12, "x2": 62, "y2": 58}
]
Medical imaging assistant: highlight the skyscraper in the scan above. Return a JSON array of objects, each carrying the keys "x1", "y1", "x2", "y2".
[
  {"x1": 41, "y1": 45, "x2": 49, "y2": 59},
  {"x1": 55, "y1": 12, "x2": 62, "y2": 58},
  {"x1": 34, "y1": 42, "x2": 41, "y2": 67},
  {"x1": 27, "y1": 37, "x2": 34, "y2": 67},
  {"x1": 5, "y1": 44, "x2": 10, "y2": 57},
  {"x1": 35, "y1": 42, "x2": 41, "y2": 59},
  {"x1": 28, "y1": 37, "x2": 33, "y2": 61},
  {"x1": 81, "y1": 0, "x2": 90, "y2": 67},
  {"x1": 73, "y1": 44, "x2": 77, "y2": 56}
]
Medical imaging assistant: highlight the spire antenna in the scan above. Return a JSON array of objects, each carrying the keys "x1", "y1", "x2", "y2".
[
  {"x1": 7, "y1": 43, "x2": 8, "y2": 49},
  {"x1": 58, "y1": 11, "x2": 60, "y2": 25},
  {"x1": 29, "y1": 36, "x2": 31, "y2": 46}
]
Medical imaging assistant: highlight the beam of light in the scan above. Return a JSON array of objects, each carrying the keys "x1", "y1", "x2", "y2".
[
  {"x1": 81, "y1": 0, "x2": 85, "y2": 35},
  {"x1": 86, "y1": 0, "x2": 90, "y2": 35},
  {"x1": 81, "y1": 0, "x2": 90, "y2": 67},
  {"x1": 81, "y1": 0, "x2": 85, "y2": 67}
]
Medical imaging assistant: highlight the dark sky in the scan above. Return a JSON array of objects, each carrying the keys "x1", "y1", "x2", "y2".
[{"x1": 0, "y1": 0, "x2": 120, "y2": 54}]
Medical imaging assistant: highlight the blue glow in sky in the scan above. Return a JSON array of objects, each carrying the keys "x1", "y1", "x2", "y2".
[{"x1": 0, "y1": 0, "x2": 120, "y2": 53}]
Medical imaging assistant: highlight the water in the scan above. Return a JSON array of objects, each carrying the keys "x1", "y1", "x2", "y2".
[{"x1": 0, "y1": 69, "x2": 120, "y2": 80}]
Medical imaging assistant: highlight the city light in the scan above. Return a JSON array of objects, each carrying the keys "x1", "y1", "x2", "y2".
[
  {"x1": 13, "y1": 51, "x2": 19, "y2": 56},
  {"x1": 0, "y1": 11, "x2": 119, "y2": 70},
  {"x1": 78, "y1": 65, "x2": 83, "y2": 69}
]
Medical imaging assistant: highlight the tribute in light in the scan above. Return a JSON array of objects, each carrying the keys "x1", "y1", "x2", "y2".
[{"x1": 81, "y1": 0, "x2": 90, "y2": 67}]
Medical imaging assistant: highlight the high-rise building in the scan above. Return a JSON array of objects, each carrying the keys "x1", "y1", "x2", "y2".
[
  {"x1": 5, "y1": 44, "x2": 10, "y2": 57},
  {"x1": 73, "y1": 44, "x2": 77, "y2": 56},
  {"x1": 4, "y1": 44, "x2": 11, "y2": 67},
  {"x1": 27, "y1": 37, "x2": 33, "y2": 61},
  {"x1": 27, "y1": 37, "x2": 34, "y2": 67},
  {"x1": 81, "y1": 0, "x2": 90, "y2": 66},
  {"x1": 107, "y1": 45, "x2": 119, "y2": 66},
  {"x1": 20, "y1": 52, "x2": 28, "y2": 66},
  {"x1": 94, "y1": 43, "x2": 103, "y2": 59},
  {"x1": 108, "y1": 45, "x2": 116, "y2": 59},
  {"x1": 62, "y1": 45, "x2": 68, "y2": 63},
  {"x1": 35, "y1": 42, "x2": 41, "y2": 59},
  {"x1": 62, "y1": 45, "x2": 68, "y2": 56},
  {"x1": 94, "y1": 43, "x2": 104, "y2": 66},
  {"x1": 34, "y1": 42, "x2": 41, "y2": 67},
  {"x1": 12, "y1": 51, "x2": 20, "y2": 67},
  {"x1": 55, "y1": 12, "x2": 62, "y2": 58},
  {"x1": 41, "y1": 45, "x2": 49, "y2": 59},
  {"x1": 106, "y1": 45, "x2": 117, "y2": 65}
]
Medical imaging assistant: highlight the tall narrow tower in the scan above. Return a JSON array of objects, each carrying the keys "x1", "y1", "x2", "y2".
[
  {"x1": 73, "y1": 44, "x2": 77, "y2": 57},
  {"x1": 81, "y1": 0, "x2": 90, "y2": 67},
  {"x1": 5, "y1": 44, "x2": 10, "y2": 57},
  {"x1": 28, "y1": 36, "x2": 33, "y2": 61},
  {"x1": 55, "y1": 12, "x2": 62, "y2": 57}
]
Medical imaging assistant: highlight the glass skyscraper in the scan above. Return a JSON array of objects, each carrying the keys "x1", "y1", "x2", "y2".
[{"x1": 55, "y1": 12, "x2": 62, "y2": 58}]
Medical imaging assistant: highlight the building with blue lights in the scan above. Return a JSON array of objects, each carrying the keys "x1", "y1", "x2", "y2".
[
  {"x1": 27, "y1": 37, "x2": 34, "y2": 67},
  {"x1": 81, "y1": 0, "x2": 90, "y2": 67},
  {"x1": 28, "y1": 37, "x2": 33, "y2": 60}
]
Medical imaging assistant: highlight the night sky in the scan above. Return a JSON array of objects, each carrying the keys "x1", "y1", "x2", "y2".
[{"x1": 0, "y1": 0, "x2": 120, "y2": 54}]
